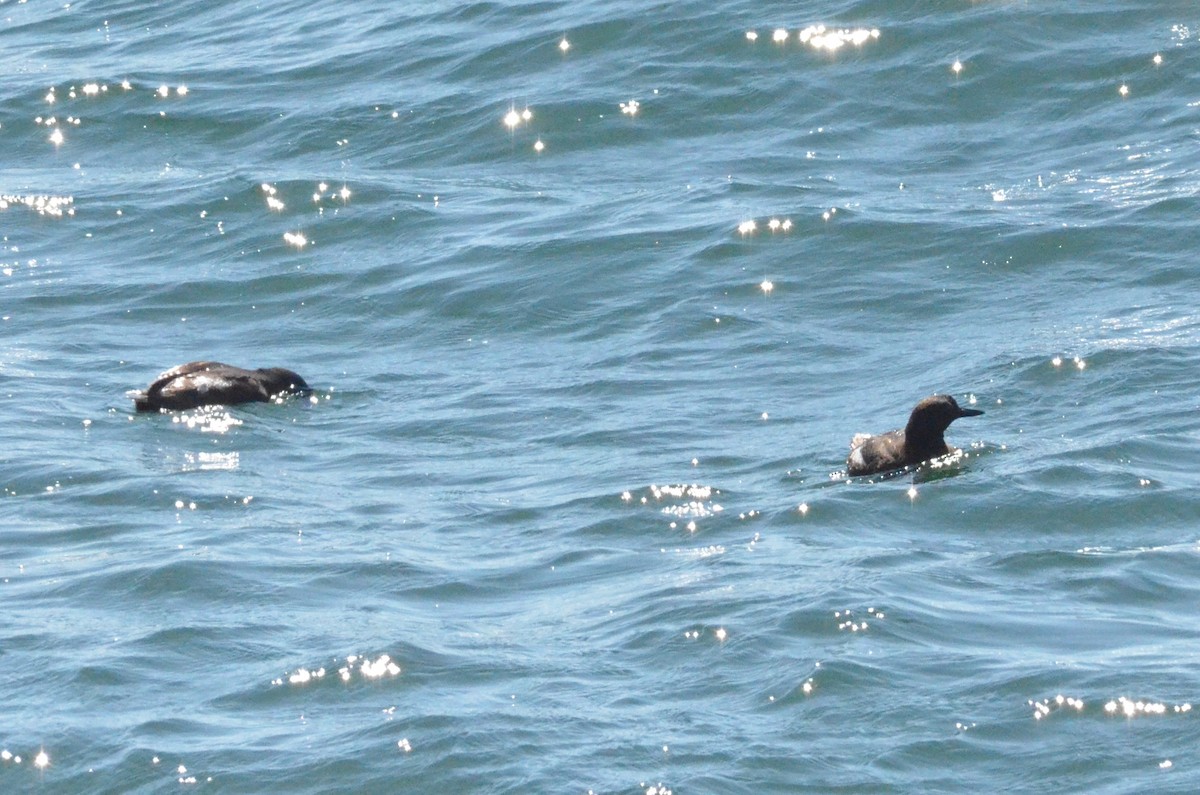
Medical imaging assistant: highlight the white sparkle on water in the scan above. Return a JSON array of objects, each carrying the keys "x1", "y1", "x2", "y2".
[
  {"x1": 1033, "y1": 694, "x2": 1193, "y2": 722},
  {"x1": 799, "y1": 25, "x2": 880, "y2": 51},
  {"x1": 361, "y1": 653, "x2": 402, "y2": 678}
]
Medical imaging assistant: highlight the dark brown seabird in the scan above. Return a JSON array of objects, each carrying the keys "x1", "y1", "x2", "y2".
[
  {"x1": 846, "y1": 394, "x2": 983, "y2": 477},
  {"x1": 132, "y1": 361, "x2": 310, "y2": 412}
]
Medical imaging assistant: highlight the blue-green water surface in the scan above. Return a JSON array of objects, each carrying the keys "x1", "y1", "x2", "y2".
[{"x1": 3, "y1": 1, "x2": 1200, "y2": 792}]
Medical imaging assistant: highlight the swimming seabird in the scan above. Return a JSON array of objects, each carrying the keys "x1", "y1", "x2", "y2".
[
  {"x1": 132, "y1": 361, "x2": 310, "y2": 412},
  {"x1": 847, "y1": 395, "x2": 983, "y2": 476}
]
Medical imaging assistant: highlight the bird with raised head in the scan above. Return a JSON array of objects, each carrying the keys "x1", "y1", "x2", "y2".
[{"x1": 847, "y1": 395, "x2": 983, "y2": 476}]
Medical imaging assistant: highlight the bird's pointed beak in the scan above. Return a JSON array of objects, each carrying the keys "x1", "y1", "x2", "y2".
[{"x1": 959, "y1": 407, "x2": 984, "y2": 417}]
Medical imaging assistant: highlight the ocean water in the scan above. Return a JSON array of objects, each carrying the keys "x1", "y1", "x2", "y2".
[{"x1": 3, "y1": 0, "x2": 1200, "y2": 791}]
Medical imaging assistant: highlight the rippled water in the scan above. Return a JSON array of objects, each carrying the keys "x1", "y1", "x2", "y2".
[{"x1": 4, "y1": 1, "x2": 1200, "y2": 792}]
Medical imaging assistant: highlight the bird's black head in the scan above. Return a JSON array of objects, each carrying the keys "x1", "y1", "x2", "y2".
[
  {"x1": 257, "y1": 367, "x2": 311, "y2": 397},
  {"x1": 906, "y1": 394, "x2": 983, "y2": 436}
]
